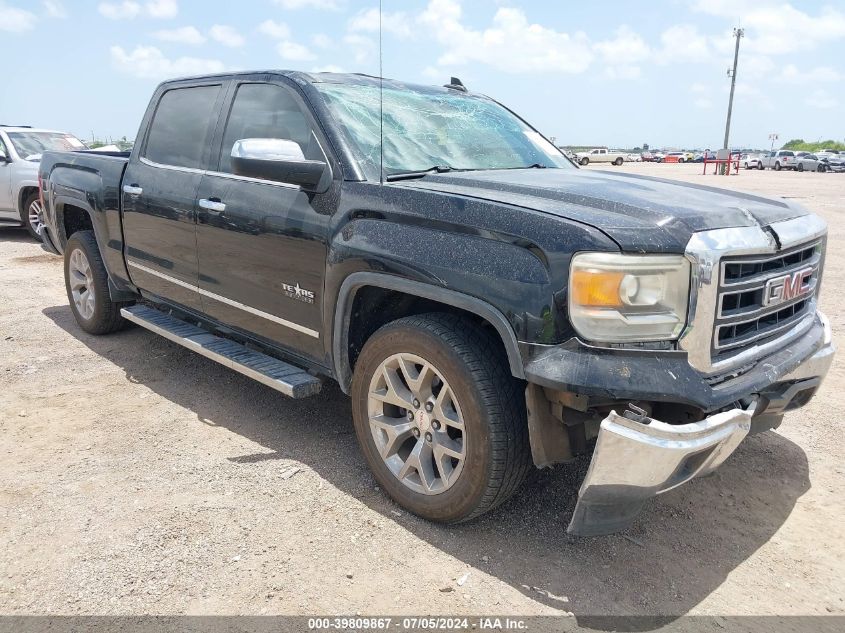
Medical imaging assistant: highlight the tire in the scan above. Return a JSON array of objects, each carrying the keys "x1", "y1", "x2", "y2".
[
  {"x1": 797, "y1": 163, "x2": 804, "y2": 172},
  {"x1": 351, "y1": 313, "x2": 532, "y2": 523},
  {"x1": 613, "y1": 157, "x2": 623, "y2": 166},
  {"x1": 758, "y1": 162, "x2": 764, "y2": 170},
  {"x1": 817, "y1": 165, "x2": 826, "y2": 173},
  {"x1": 20, "y1": 192, "x2": 43, "y2": 241},
  {"x1": 64, "y1": 230, "x2": 132, "y2": 334},
  {"x1": 580, "y1": 157, "x2": 589, "y2": 166},
  {"x1": 775, "y1": 162, "x2": 782, "y2": 171},
  {"x1": 678, "y1": 158, "x2": 685, "y2": 163}
]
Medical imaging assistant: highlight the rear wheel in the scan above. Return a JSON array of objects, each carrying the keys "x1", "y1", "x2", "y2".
[
  {"x1": 758, "y1": 161, "x2": 764, "y2": 170},
  {"x1": 613, "y1": 157, "x2": 623, "y2": 166},
  {"x1": 580, "y1": 157, "x2": 589, "y2": 166},
  {"x1": 351, "y1": 314, "x2": 531, "y2": 523},
  {"x1": 64, "y1": 230, "x2": 132, "y2": 334},
  {"x1": 20, "y1": 192, "x2": 43, "y2": 240},
  {"x1": 775, "y1": 162, "x2": 782, "y2": 171}
]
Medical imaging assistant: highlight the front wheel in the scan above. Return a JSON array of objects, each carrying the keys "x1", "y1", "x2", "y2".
[
  {"x1": 64, "y1": 230, "x2": 132, "y2": 334},
  {"x1": 758, "y1": 162, "x2": 764, "y2": 170},
  {"x1": 351, "y1": 314, "x2": 531, "y2": 523},
  {"x1": 797, "y1": 163, "x2": 804, "y2": 172}
]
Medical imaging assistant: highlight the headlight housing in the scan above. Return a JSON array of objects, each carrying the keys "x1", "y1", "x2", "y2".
[{"x1": 568, "y1": 252, "x2": 690, "y2": 343}]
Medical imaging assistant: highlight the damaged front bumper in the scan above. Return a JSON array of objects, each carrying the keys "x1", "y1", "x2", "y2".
[
  {"x1": 567, "y1": 403, "x2": 754, "y2": 536},
  {"x1": 565, "y1": 312, "x2": 835, "y2": 537}
]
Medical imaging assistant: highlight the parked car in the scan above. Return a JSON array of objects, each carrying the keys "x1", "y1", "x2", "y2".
[
  {"x1": 651, "y1": 151, "x2": 666, "y2": 162},
  {"x1": 662, "y1": 151, "x2": 688, "y2": 163},
  {"x1": 794, "y1": 154, "x2": 829, "y2": 173},
  {"x1": 38, "y1": 70, "x2": 834, "y2": 537},
  {"x1": 740, "y1": 153, "x2": 762, "y2": 169},
  {"x1": 821, "y1": 155, "x2": 845, "y2": 172},
  {"x1": 625, "y1": 153, "x2": 641, "y2": 162},
  {"x1": 640, "y1": 151, "x2": 656, "y2": 162},
  {"x1": 575, "y1": 147, "x2": 626, "y2": 166},
  {"x1": 0, "y1": 125, "x2": 88, "y2": 239},
  {"x1": 760, "y1": 150, "x2": 795, "y2": 171}
]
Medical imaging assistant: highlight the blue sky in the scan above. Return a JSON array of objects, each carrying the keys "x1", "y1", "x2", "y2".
[{"x1": 1, "y1": 0, "x2": 843, "y2": 149}]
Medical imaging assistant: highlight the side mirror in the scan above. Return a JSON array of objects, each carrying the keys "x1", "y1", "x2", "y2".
[{"x1": 230, "y1": 138, "x2": 331, "y2": 192}]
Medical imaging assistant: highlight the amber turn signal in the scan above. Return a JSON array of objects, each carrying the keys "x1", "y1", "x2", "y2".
[{"x1": 570, "y1": 270, "x2": 625, "y2": 307}]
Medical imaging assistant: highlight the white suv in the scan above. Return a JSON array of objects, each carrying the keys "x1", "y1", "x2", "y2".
[{"x1": 0, "y1": 125, "x2": 88, "y2": 239}]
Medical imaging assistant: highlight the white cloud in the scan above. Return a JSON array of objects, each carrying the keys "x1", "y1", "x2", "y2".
[
  {"x1": 349, "y1": 7, "x2": 412, "y2": 38},
  {"x1": 272, "y1": 0, "x2": 340, "y2": 9},
  {"x1": 698, "y1": 2, "x2": 845, "y2": 54},
  {"x1": 594, "y1": 25, "x2": 649, "y2": 81},
  {"x1": 418, "y1": 0, "x2": 592, "y2": 74},
  {"x1": 146, "y1": 0, "x2": 177, "y2": 18},
  {"x1": 779, "y1": 64, "x2": 841, "y2": 84},
  {"x1": 210, "y1": 24, "x2": 244, "y2": 48},
  {"x1": 694, "y1": 98, "x2": 713, "y2": 109},
  {"x1": 258, "y1": 19, "x2": 290, "y2": 39},
  {"x1": 277, "y1": 41, "x2": 317, "y2": 61},
  {"x1": 805, "y1": 89, "x2": 837, "y2": 110},
  {"x1": 43, "y1": 1, "x2": 67, "y2": 18},
  {"x1": 99, "y1": 0, "x2": 177, "y2": 20},
  {"x1": 0, "y1": 2, "x2": 37, "y2": 31},
  {"x1": 657, "y1": 24, "x2": 709, "y2": 63},
  {"x1": 604, "y1": 65, "x2": 641, "y2": 80},
  {"x1": 153, "y1": 25, "x2": 205, "y2": 45},
  {"x1": 110, "y1": 45, "x2": 225, "y2": 79},
  {"x1": 99, "y1": 1, "x2": 140, "y2": 19}
]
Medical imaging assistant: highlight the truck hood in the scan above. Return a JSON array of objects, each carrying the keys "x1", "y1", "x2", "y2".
[{"x1": 395, "y1": 168, "x2": 810, "y2": 252}]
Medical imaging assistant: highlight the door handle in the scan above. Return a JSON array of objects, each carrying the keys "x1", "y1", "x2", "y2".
[
  {"x1": 199, "y1": 198, "x2": 226, "y2": 213},
  {"x1": 123, "y1": 184, "x2": 143, "y2": 196}
]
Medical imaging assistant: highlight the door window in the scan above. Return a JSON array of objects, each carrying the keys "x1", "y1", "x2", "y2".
[
  {"x1": 144, "y1": 85, "x2": 221, "y2": 169},
  {"x1": 217, "y1": 83, "x2": 322, "y2": 174}
]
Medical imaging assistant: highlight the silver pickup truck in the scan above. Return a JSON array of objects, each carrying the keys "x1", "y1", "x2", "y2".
[{"x1": 0, "y1": 125, "x2": 88, "y2": 239}]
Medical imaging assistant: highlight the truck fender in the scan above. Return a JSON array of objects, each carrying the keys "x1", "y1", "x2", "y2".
[{"x1": 332, "y1": 272, "x2": 525, "y2": 393}]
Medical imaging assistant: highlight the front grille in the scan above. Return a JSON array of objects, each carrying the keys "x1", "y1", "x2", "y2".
[{"x1": 713, "y1": 241, "x2": 821, "y2": 359}]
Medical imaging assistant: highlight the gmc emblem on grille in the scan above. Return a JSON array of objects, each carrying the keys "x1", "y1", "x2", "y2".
[{"x1": 763, "y1": 267, "x2": 814, "y2": 307}]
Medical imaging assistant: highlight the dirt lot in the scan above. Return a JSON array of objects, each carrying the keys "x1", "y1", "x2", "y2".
[{"x1": 1, "y1": 163, "x2": 844, "y2": 623}]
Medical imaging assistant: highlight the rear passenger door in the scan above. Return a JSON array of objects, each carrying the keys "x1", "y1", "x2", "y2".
[
  {"x1": 194, "y1": 79, "x2": 332, "y2": 362},
  {"x1": 122, "y1": 82, "x2": 226, "y2": 312}
]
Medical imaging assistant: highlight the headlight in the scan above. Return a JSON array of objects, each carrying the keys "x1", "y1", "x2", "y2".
[{"x1": 568, "y1": 252, "x2": 690, "y2": 343}]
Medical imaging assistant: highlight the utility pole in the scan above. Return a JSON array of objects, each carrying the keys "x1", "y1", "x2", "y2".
[{"x1": 723, "y1": 27, "x2": 744, "y2": 151}]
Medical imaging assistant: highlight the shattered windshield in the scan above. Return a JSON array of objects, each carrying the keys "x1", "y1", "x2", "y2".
[
  {"x1": 8, "y1": 131, "x2": 87, "y2": 160},
  {"x1": 315, "y1": 82, "x2": 571, "y2": 177}
]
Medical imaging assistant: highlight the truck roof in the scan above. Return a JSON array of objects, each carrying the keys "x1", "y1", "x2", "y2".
[{"x1": 158, "y1": 70, "x2": 479, "y2": 97}]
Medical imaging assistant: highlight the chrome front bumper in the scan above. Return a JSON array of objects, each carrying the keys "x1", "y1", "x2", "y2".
[{"x1": 568, "y1": 313, "x2": 835, "y2": 537}]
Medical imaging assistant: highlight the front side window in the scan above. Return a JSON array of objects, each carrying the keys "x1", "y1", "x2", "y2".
[
  {"x1": 144, "y1": 85, "x2": 221, "y2": 169},
  {"x1": 218, "y1": 83, "x2": 322, "y2": 174},
  {"x1": 7, "y1": 131, "x2": 87, "y2": 161},
  {"x1": 315, "y1": 82, "x2": 570, "y2": 176}
]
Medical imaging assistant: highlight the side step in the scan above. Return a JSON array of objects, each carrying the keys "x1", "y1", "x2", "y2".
[{"x1": 120, "y1": 305, "x2": 322, "y2": 399}]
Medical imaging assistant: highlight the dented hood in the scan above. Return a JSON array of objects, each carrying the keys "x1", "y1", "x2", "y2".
[{"x1": 396, "y1": 168, "x2": 811, "y2": 252}]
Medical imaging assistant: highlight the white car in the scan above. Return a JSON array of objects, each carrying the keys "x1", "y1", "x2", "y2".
[
  {"x1": 0, "y1": 125, "x2": 88, "y2": 238},
  {"x1": 575, "y1": 148, "x2": 626, "y2": 166},
  {"x1": 794, "y1": 154, "x2": 830, "y2": 173}
]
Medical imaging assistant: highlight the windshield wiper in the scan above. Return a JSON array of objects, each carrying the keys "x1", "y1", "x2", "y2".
[{"x1": 386, "y1": 165, "x2": 456, "y2": 181}]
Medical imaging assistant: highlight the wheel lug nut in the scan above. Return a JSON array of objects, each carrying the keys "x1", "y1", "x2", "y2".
[
  {"x1": 432, "y1": 420, "x2": 441, "y2": 430},
  {"x1": 407, "y1": 410, "x2": 414, "y2": 421},
  {"x1": 424, "y1": 432, "x2": 432, "y2": 442},
  {"x1": 424, "y1": 402, "x2": 433, "y2": 413},
  {"x1": 413, "y1": 428, "x2": 420, "y2": 438},
  {"x1": 413, "y1": 398, "x2": 420, "y2": 409}
]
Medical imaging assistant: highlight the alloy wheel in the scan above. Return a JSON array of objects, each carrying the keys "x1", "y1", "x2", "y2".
[
  {"x1": 28, "y1": 199, "x2": 44, "y2": 235},
  {"x1": 367, "y1": 352, "x2": 466, "y2": 495},
  {"x1": 68, "y1": 248, "x2": 95, "y2": 320}
]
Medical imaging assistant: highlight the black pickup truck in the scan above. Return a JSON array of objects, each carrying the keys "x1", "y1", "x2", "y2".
[{"x1": 38, "y1": 71, "x2": 834, "y2": 535}]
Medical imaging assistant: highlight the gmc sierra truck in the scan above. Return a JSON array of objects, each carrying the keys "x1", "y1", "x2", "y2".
[{"x1": 38, "y1": 71, "x2": 834, "y2": 536}]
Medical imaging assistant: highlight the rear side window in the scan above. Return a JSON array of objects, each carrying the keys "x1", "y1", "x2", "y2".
[
  {"x1": 217, "y1": 82, "x2": 321, "y2": 174},
  {"x1": 780, "y1": 151, "x2": 794, "y2": 156},
  {"x1": 144, "y1": 85, "x2": 221, "y2": 169}
]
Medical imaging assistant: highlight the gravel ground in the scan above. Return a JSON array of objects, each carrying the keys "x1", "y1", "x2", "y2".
[{"x1": 1, "y1": 163, "x2": 844, "y2": 623}]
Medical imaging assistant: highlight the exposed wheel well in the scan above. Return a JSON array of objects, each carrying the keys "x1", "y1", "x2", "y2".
[
  {"x1": 62, "y1": 204, "x2": 94, "y2": 242},
  {"x1": 335, "y1": 280, "x2": 524, "y2": 393}
]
